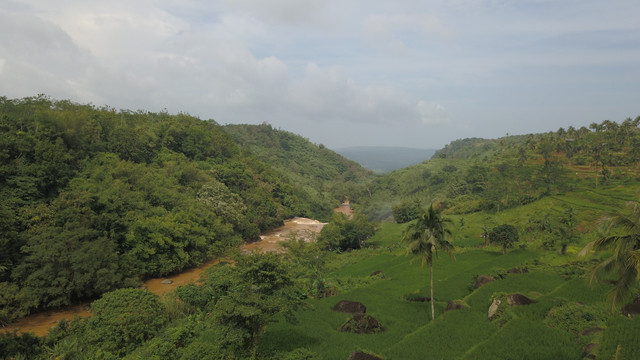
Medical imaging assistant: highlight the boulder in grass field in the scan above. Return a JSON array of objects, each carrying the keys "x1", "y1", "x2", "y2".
[
  {"x1": 475, "y1": 275, "x2": 494, "y2": 289},
  {"x1": 332, "y1": 300, "x2": 367, "y2": 314},
  {"x1": 507, "y1": 293, "x2": 536, "y2": 306},
  {"x1": 445, "y1": 300, "x2": 467, "y2": 312},
  {"x1": 621, "y1": 296, "x2": 640, "y2": 317},
  {"x1": 348, "y1": 351, "x2": 384, "y2": 360},
  {"x1": 339, "y1": 313, "x2": 385, "y2": 334}
]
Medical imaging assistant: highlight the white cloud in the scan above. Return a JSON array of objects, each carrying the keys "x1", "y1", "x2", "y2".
[
  {"x1": 0, "y1": 5, "x2": 94, "y2": 99},
  {"x1": 418, "y1": 101, "x2": 450, "y2": 125},
  {"x1": 222, "y1": 0, "x2": 330, "y2": 27},
  {"x1": 363, "y1": 13, "x2": 449, "y2": 52},
  {"x1": 1, "y1": 1, "x2": 439, "y2": 132},
  {"x1": 1, "y1": 0, "x2": 639, "y2": 148},
  {"x1": 284, "y1": 63, "x2": 442, "y2": 127}
]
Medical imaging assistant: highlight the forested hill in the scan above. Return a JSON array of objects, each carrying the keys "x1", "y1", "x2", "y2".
[
  {"x1": 360, "y1": 117, "x2": 640, "y2": 221},
  {"x1": 223, "y1": 123, "x2": 376, "y2": 214},
  {"x1": 0, "y1": 96, "x2": 330, "y2": 323}
]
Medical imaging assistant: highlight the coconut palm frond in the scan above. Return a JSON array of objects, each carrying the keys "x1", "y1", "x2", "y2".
[
  {"x1": 578, "y1": 240, "x2": 595, "y2": 257},
  {"x1": 608, "y1": 268, "x2": 637, "y2": 312},
  {"x1": 584, "y1": 198, "x2": 640, "y2": 312},
  {"x1": 632, "y1": 250, "x2": 640, "y2": 279},
  {"x1": 587, "y1": 257, "x2": 616, "y2": 285},
  {"x1": 591, "y1": 235, "x2": 621, "y2": 250}
]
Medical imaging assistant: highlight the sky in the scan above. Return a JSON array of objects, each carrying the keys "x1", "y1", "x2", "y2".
[{"x1": 1, "y1": 0, "x2": 639, "y2": 150}]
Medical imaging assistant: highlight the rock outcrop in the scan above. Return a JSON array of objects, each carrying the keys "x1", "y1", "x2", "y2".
[
  {"x1": 475, "y1": 275, "x2": 494, "y2": 289},
  {"x1": 507, "y1": 293, "x2": 536, "y2": 306},
  {"x1": 445, "y1": 300, "x2": 467, "y2": 312},
  {"x1": 339, "y1": 313, "x2": 385, "y2": 334},
  {"x1": 348, "y1": 351, "x2": 384, "y2": 360},
  {"x1": 333, "y1": 300, "x2": 367, "y2": 314}
]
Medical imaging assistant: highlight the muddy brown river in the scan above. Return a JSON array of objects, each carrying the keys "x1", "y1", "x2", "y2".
[{"x1": 3, "y1": 216, "x2": 329, "y2": 336}]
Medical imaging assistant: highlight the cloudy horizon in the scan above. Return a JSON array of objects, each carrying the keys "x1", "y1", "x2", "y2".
[{"x1": 1, "y1": 0, "x2": 639, "y2": 150}]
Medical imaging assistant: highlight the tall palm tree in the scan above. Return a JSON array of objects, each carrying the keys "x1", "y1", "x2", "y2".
[
  {"x1": 402, "y1": 204, "x2": 454, "y2": 320},
  {"x1": 580, "y1": 199, "x2": 640, "y2": 312}
]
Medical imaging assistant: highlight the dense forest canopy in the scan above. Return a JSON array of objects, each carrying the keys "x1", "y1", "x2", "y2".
[
  {"x1": 223, "y1": 123, "x2": 376, "y2": 217},
  {"x1": 0, "y1": 95, "x2": 356, "y2": 323}
]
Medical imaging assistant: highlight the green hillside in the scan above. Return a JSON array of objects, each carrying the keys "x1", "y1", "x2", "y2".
[
  {"x1": 251, "y1": 185, "x2": 640, "y2": 359},
  {"x1": 360, "y1": 121, "x2": 640, "y2": 222},
  {"x1": 223, "y1": 123, "x2": 376, "y2": 217},
  {"x1": 0, "y1": 96, "x2": 334, "y2": 324}
]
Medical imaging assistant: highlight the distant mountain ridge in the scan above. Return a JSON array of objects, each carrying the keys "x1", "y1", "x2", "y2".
[{"x1": 335, "y1": 146, "x2": 437, "y2": 173}]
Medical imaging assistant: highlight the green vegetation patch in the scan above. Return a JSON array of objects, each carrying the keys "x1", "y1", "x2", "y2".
[
  {"x1": 599, "y1": 316, "x2": 640, "y2": 360},
  {"x1": 387, "y1": 309, "x2": 499, "y2": 359},
  {"x1": 462, "y1": 317, "x2": 583, "y2": 360}
]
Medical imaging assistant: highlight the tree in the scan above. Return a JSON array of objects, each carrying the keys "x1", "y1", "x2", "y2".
[
  {"x1": 480, "y1": 218, "x2": 495, "y2": 246},
  {"x1": 280, "y1": 235, "x2": 328, "y2": 298},
  {"x1": 579, "y1": 199, "x2": 640, "y2": 312},
  {"x1": 402, "y1": 204, "x2": 454, "y2": 320},
  {"x1": 392, "y1": 199, "x2": 422, "y2": 224},
  {"x1": 557, "y1": 206, "x2": 578, "y2": 255},
  {"x1": 317, "y1": 213, "x2": 376, "y2": 251},
  {"x1": 206, "y1": 252, "x2": 304, "y2": 358},
  {"x1": 489, "y1": 224, "x2": 519, "y2": 255},
  {"x1": 83, "y1": 288, "x2": 168, "y2": 357},
  {"x1": 537, "y1": 137, "x2": 561, "y2": 195}
]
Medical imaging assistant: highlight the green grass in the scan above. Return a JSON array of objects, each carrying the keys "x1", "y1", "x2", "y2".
[
  {"x1": 599, "y1": 316, "x2": 640, "y2": 360},
  {"x1": 259, "y1": 186, "x2": 639, "y2": 359},
  {"x1": 387, "y1": 310, "x2": 498, "y2": 359},
  {"x1": 461, "y1": 318, "x2": 583, "y2": 360},
  {"x1": 259, "y1": 243, "x2": 588, "y2": 359}
]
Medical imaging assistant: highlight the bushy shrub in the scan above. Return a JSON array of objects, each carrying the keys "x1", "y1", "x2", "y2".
[
  {"x1": 83, "y1": 288, "x2": 168, "y2": 357},
  {"x1": 318, "y1": 213, "x2": 376, "y2": 251},
  {"x1": 392, "y1": 200, "x2": 422, "y2": 223},
  {"x1": 544, "y1": 302, "x2": 606, "y2": 337},
  {"x1": 489, "y1": 224, "x2": 519, "y2": 254},
  {"x1": 0, "y1": 330, "x2": 43, "y2": 359}
]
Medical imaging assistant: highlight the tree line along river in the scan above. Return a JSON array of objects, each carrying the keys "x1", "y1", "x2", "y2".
[{"x1": 3, "y1": 216, "x2": 329, "y2": 336}]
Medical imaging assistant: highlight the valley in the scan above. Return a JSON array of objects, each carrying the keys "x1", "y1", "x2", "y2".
[{"x1": 1, "y1": 96, "x2": 640, "y2": 359}]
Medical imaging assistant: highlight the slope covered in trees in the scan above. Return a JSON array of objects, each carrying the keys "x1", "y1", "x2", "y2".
[
  {"x1": 223, "y1": 123, "x2": 376, "y2": 219},
  {"x1": 362, "y1": 118, "x2": 640, "y2": 221},
  {"x1": 0, "y1": 96, "x2": 330, "y2": 323}
]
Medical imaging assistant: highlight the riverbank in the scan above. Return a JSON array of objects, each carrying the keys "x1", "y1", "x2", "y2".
[{"x1": 3, "y1": 217, "x2": 327, "y2": 336}]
